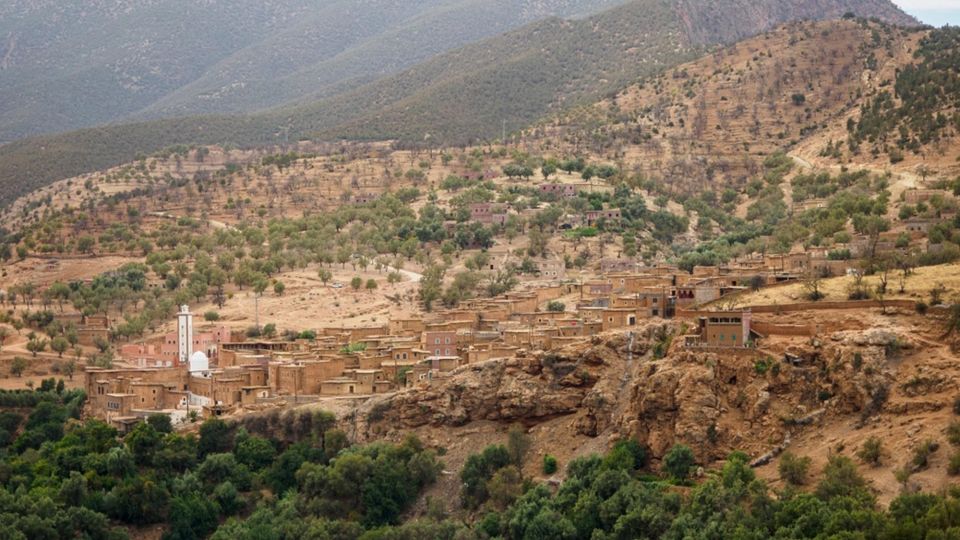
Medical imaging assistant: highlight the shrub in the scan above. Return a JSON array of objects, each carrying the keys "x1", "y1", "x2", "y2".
[
  {"x1": 779, "y1": 452, "x2": 812, "y2": 485},
  {"x1": 754, "y1": 357, "x2": 773, "y2": 375},
  {"x1": 852, "y1": 352, "x2": 864, "y2": 371},
  {"x1": 542, "y1": 455, "x2": 558, "y2": 475},
  {"x1": 857, "y1": 436, "x2": 883, "y2": 466},
  {"x1": 949, "y1": 452, "x2": 960, "y2": 476},
  {"x1": 815, "y1": 455, "x2": 870, "y2": 501},
  {"x1": 546, "y1": 301, "x2": 565, "y2": 312},
  {"x1": 663, "y1": 444, "x2": 695, "y2": 482},
  {"x1": 947, "y1": 420, "x2": 960, "y2": 446},
  {"x1": 204, "y1": 311, "x2": 220, "y2": 321},
  {"x1": 912, "y1": 439, "x2": 939, "y2": 471},
  {"x1": 953, "y1": 396, "x2": 960, "y2": 415}
]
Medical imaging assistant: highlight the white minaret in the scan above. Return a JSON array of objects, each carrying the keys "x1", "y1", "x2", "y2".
[{"x1": 177, "y1": 305, "x2": 194, "y2": 367}]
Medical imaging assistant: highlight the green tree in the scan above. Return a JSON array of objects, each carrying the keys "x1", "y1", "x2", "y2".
[
  {"x1": 815, "y1": 455, "x2": 873, "y2": 504},
  {"x1": 507, "y1": 425, "x2": 531, "y2": 472},
  {"x1": 198, "y1": 418, "x2": 234, "y2": 457},
  {"x1": 63, "y1": 358, "x2": 77, "y2": 380},
  {"x1": 663, "y1": 444, "x2": 696, "y2": 482},
  {"x1": 10, "y1": 356, "x2": 27, "y2": 377},
  {"x1": 126, "y1": 421, "x2": 162, "y2": 465},
  {"x1": 779, "y1": 451, "x2": 812, "y2": 485},
  {"x1": 50, "y1": 336, "x2": 69, "y2": 358},
  {"x1": 147, "y1": 413, "x2": 173, "y2": 434},
  {"x1": 235, "y1": 434, "x2": 276, "y2": 471},
  {"x1": 26, "y1": 337, "x2": 48, "y2": 357},
  {"x1": 543, "y1": 455, "x2": 558, "y2": 474},
  {"x1": 419, "y1": 264, "x2": 445, "y2": 312}
]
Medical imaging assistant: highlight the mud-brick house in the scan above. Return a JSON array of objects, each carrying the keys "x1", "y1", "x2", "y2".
[
  {"x1": 904, "y1": 189, "x2": 952, "y2": 205},
  {"x1": 538, "y1": 183, "x2": 578, "y2": 198},
  {"x1": 600, "y1": 258, "x2": 641, "y2": 274},
  {"x1": 469, "y1": 203, "x2": 508, "y2": 224},
  {"x1": 601, "y1": 308, "x2": 641, "y2": 332},
  {"x1": 586, "y1": 208, "x2": 622, "y2": 227},
  {"x1": 536, "y1": 258, "x2": 566, "y2": 279},
  {"x1": 685, "y1": 311, "x2": 761, "y2": 348},
  {"x1": 903, "y1": 217, "x2": 935, "y2": 235},
  {"x1": 351, "y1": 193, "x2": 380, "y2": 205}
]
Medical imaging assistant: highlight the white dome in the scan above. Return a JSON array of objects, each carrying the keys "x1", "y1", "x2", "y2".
[{"x1": 189, "y1": 351, "x2": 209, "y2": 372}]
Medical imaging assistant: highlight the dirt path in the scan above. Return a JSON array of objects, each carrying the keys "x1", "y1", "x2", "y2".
[
  {"x1": 789, "y1": 152, "x2": 922, "y2": 217},
  {"x1": 389, "y1": 267, "x2": 423, "y2": 283}
]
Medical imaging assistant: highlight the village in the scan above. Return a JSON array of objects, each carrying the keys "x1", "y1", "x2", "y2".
[
  {"x1": 83, "y1": 236, "x2": 919, "y2": 431},
  {"x1": 22, "y1": 155, "x2": 942, "y2": 430}
]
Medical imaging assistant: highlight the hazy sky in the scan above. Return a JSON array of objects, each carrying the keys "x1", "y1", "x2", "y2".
[{"x1": 894, "y1": 0, "x2": 960, "y2": 26}]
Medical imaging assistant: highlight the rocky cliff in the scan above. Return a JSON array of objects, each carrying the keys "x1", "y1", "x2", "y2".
[{"x1": 352, "y1": 319, "x2": 924, "y2": 468}]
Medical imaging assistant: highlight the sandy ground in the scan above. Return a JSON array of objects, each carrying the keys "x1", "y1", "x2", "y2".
[
  {"x1": 2, "y1": 255, "x2": 144, "y2": 288},
  {"x1": 731, "y1": 263, "x2": 960, "y2": 306},
  {"x1": 170, "y1": 268, "x2": 423, "y2": 335}
]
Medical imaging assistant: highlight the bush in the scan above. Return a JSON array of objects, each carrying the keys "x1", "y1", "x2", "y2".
[
  {"x1": 949, "y1": 421, "x2": 960, "y2": 446},
  {"x1": 912, "y1": 439, "x2": 939, "y2": 470},
  {"x1": 857, "y1": 436, "x2": 883, "y2": 466},
  {"x1": 542, "y1": 454, "x2": 558, "y2": 475},
  {"x1": 949, "y1": 451, "x2": 960, "y2": 476},
  {"x1": 663, "y1": 444, "x2": 695, "y2": 482},
  {"x1": 754, "y1": 357, "x2": 773, "y2": 375},
  {"x1": 954, "y1": 396, "x2": 960, "y2": 415},
  {"x1": 778, "y1": 452, "x2": 811, "y2": 485},
  {"x1": 546, "y1": 301, "x2": 565, "y2": 312},
  {"x1": 204, "y1": 311, "x2": 220, "y2": 321}
]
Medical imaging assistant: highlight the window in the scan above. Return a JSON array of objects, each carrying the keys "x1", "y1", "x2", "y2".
[
  {"x1": 445, "y1": 337, "x2": 451, "y2": 344},
  {"x1": 434, "y1": 338, "x2": 440, "y2": 345}
]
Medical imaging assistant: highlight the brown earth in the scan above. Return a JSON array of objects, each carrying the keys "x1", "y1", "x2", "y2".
[{"x1": 310, "y1": 305, "x2": 960, "y2": 515}]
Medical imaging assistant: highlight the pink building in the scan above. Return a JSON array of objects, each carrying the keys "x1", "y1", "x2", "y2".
[
  {"x1": 121, "y1": 325, "x2": 231, "y2": 367},
  {"x1": 423, "y1": 331, "x2": 458, "y2": 357}
]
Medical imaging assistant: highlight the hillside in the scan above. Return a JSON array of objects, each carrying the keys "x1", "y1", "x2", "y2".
[
  {"x1": 0, "y1": 0, "x2": 918, "y2": 209},
  {"x1": 0, "y1": 0, "x2": 628, "y2": 142},
  {"x1": 540, "y1": 19, "x2": 960, "y2": 191}
]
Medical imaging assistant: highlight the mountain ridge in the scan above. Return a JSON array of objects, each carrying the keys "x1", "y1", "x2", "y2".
[
  {"x1": 0, "y1": 0, "x2": 919, "y2": 209},
  {"x1": 0, "y1": 0, "x2": 630, "y2": 143}
]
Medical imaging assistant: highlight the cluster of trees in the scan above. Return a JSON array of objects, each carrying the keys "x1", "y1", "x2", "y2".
[
  {"x1": 849, "y1": 27, "x2": 960, "y2": 160},
  {"x1": 0, "y1": 394, "x2": 443, "y2": 539},
  {"x1": 435, "y1": 437, "x2": 960, "y2": 539}
]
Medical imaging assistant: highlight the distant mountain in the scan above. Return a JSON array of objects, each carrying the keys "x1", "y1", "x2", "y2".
[
  {"x1": 0, "y1": 0, "x2": 918, "y2": 208},
  {"x1": 0, "y1": 0, "x2": 629, "y2": 143}
]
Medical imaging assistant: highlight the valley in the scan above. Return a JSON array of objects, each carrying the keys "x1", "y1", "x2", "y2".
[{"x1": 0, "y1": 3, "x2": 959, "y2": 539}]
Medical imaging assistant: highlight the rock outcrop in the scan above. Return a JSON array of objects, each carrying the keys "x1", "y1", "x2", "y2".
[{"x1": 349, "y1": 323, "x2": 922, "y2": 465}]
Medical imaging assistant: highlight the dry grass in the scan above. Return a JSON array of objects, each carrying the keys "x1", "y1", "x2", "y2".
[{"x1": 732, "y1": 263, "x2": 960, "y2": 306}]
